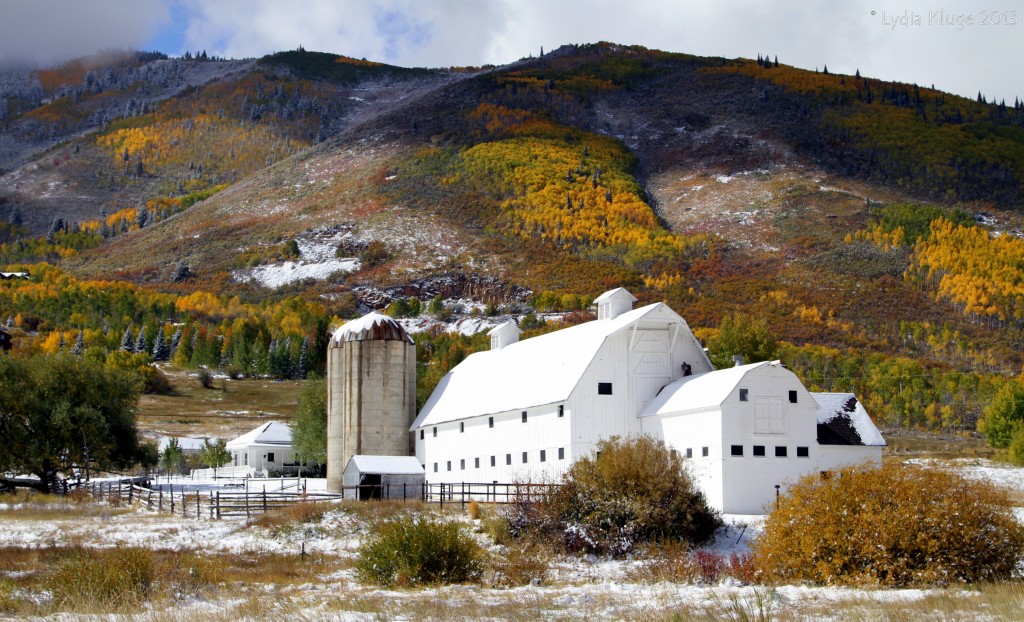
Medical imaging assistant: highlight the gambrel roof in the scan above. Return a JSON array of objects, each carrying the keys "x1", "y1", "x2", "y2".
[{"x1": 412, "y1": 302, "x2": 709, "y2": 428}]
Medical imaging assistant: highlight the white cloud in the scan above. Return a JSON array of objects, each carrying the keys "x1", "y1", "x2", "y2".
[{"x1": 0, "y1": 0, "x2": 169, "y2": 66}]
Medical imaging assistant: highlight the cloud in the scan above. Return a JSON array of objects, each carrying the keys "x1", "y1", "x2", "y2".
[{"x1": 0, "y1": 0, "x2": 169, "y2": 66}]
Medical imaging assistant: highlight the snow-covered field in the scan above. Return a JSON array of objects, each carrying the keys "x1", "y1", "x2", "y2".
[{"x1": 1, "y1": 460, "x2": 1022, "y2": 620}]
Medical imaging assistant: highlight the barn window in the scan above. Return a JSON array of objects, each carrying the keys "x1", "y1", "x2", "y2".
[
  {"x1": 522, "y1": 411, "x2": 527, "y2": 423},
  {"x1": 432, "y1": 427, "x2": 437, "y2": 437},
  {"x1": 598, "y1": 382, "x2": 613, "y2": 395},
  {"x1": 244, "y1": 454, "x2": 248, "y2": 465},
  {"x1": 488, "y1": 416, "x2": 493, "y2": 428},
  {"x1": 753, "y1": 445, "x2": 765, "y2": 457},
  {"x1": 490, "y1": 456, "x2": 496, "y2": 467},
  {"x1": 739, "y1": 388, "x2": 748, "y2": 401},
  {"x1": 540, "y1": 450, "x2": 547, "y2": 462},
  {"x1": 506, "y1": 454, "x2": 512, "y2": 465},
  {"x1": 460, "y1": 422, "x2": 464, "y2": 433},
  {"x1": 433, "y1": 463, "x2": 437, "y2": 472},
  {"x1": 419, "y1": 429, "x2": 424, "y2": 440},
  {"x1": 558, "y1": 405, "x2": 564, "y2": 417},
  {"x1": 475, "y1": 457, "x2": 480, "y2": 468},
  {"x1": 731, "y1": 445, "x2": 743, "y2": 457},
  {"x1": 797, "y1": 446, "x2": 809, "y2": 458},
  {"x1": 460, "y1": 459, "x2": 465, "y2": 470},
  {"x1": 267, "y1": 453, "x2": 275, "y2": 463},
  {"x1": 685, "y1": 448, "x2": 692, "y2": 459},
  {"x1": 447, "y1": 461, "x2": 451, "y2": 471},
  {"x1": 775, "y1": 446, "x2": 788, "y2": 457},
  {"x1": 702, "y1": 446, "x2": 709, "y2": 457},
  {"x1": 522, "y1": 451, "x2": 528, "y2": 464},
  {"x1": 788, "y1": 390, "x2": 798, "y2": 403},
  {"x1": 558, "y1": 447, "x2": 565, "y2": 460}
]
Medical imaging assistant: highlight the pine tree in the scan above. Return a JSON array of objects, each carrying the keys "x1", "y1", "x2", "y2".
[
  {"x1": 72, "y1": 331, "x2": 85, "y2": 355},
  {"x1": 134, "y1": 328, "x2": 147, "y2": 355},
  {"x1": 152, "y1": 330, "x2": 169, "y2": 361},
  {"x1": 297, "y1": 336, "x2": 309, "y2": 379},
  {"x1": 120, "y1": 327, "x2": 134, "y2": 351}
]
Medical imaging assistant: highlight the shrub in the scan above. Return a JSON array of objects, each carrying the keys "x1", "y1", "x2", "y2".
[
  {"x1": 753, "y1": 462, "x2": 1024, "y2": 587},
  {"x1": 197, "y1": 367, "x2": 214, "y2": 389},
  {"x1": 355, "y1": 515, "x2": 484, "y2": 587},
  {"x1": 509, "y1": 436, "x2": 721, "y2": 557},
  {"x1": 48, "y1": 547, "x2": 155, "y2": 608}
]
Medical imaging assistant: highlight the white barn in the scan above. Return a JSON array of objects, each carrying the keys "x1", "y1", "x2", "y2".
[
  {"x1": 343, "y1": 455, "x2": 425, "y2": 500},
  {"x1": 226, "y1": 421, "x2": 300, "y2": 475},
  {"x1": 413, "y1": 287, "x2": 885, "y2": 514}
]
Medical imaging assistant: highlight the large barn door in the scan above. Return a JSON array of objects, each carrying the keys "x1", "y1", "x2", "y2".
[{"x1": 629, "y1": 329, "x2": 671, "y2": 403}]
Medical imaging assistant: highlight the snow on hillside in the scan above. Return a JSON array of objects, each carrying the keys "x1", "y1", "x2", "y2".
[{"x1": 232, "y1": 227, "x2": 360, "y2": 289}]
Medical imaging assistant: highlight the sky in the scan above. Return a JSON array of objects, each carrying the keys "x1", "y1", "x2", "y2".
[{"x1": 1, "y1": 0, "x2": 1021, "y2": 103}]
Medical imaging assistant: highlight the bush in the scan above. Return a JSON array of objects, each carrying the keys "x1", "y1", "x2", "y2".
[
  {"x1": 753, "y1": 462, "x2": 1024, "y2": 587},
  {"x1": 48, "y1": 547, "x2": 155, "y2": 608},
  {"x1": 355, "y1": 515, "x2": 484, "y2": 587},
  {"x1": 508, "y1": 436, "x2": 721, "y2": 557}
]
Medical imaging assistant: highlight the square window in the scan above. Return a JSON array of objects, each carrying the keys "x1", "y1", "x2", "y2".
[
  {"x1": 446, "y1": 461, "x2": 451, "y2": 471},
  {"x1": 558, "y1": 405, "x2": 564, "y2": 417},
  {"x1": 267, "y1": 452, "x2": 274, "y2": 462},
  {"x1": 460, "y1": 459, "x2": 465, "y2": 470},
  {"x1": 522, "y1": 451, "x2": 528, "y2": 464},
  {"x1": 433, "y1": 427, "x2": 437, "y2": 437},
  {"x1": 685, "y1": 448, "x2": 693, "y2": 459},
  {"x1": 558, "y1": 447, "x2": 565, "y2": 460},
  {"x1": 540, "y1": 450, "x2": 547, "y2": 462},
  {"x1": 460, "y1": 422, "x2": 464, "y2": 433},
  {"x1": 522, "y1": 411, "x2": 527, "y2": 423},
  {"x1": 702, "y1": 446, "x2": 709, "y2": 457},
  {"x1": 475, "y1": 457, "x2": 480, "y2": 468},
  {"x1": 488, "y1": 416, "x2": 493, "y2": 428},
  {"x1": 797, "y1": 446, "x2": 809, "y2": 458},
  {"x1": 739, "y1": 388, "x2": 748, "y2": 401},
  {"x1": 506, "y1": 454, "x2": 512, "y2": 466},
  {"x1": 490, "y1": 456, "x2": 496, "y2": 467},
  {"x1": 731, "y1": 445, "x2": 743, "y2": 457},
  {"x1": 753, "y1": 445, "x2": 765, "y2": 457},
  {"x1": 598, "y1": 382, "x2": 613, "y2": 395},
  {"x1": 789, "y1": 390, "x2": 798, "y2": 403},
  {"x1": 776, "y1": 446, "x2": 788, "y2": 457}
]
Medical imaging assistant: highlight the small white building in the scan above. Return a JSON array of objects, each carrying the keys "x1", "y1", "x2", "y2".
[
  {"x1": 413, "y1": 287, "x2": 885, "y2": 514},
  {"x1": 343, "y1": 455, "x2": 425, "y2": 500},
  {"x1": 226, "y1": 421, "x2": 299, "y2": 475}
]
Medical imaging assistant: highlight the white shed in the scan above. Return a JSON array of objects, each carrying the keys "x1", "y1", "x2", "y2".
[
  {"x1": 343, "y1": 455, "x2": 425, "y2": 500},
  {"x1": 225, "y1": 421, "x2": 298, "y2": 475}
]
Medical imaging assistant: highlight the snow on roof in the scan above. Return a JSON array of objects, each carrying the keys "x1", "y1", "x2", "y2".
[
  {"x1": 594, "y1": 287, "x2": 637, "y2": 304},
  {"x1": 813, "y1": 393, "x2": 886, "y2": 447},
  {"x1": 487, "y1": 320, "x2": 521, "y2": 336},
  {"x1": 639, "y1": 361, "x2": 779, "y2": 417},
  {"x1": 157, "y1": 436, "x2": 212, "y2": 452},
  {"x1": 347, "y1": 455, "x2": 425, "y2": 475},
  {"x1": 332, "y1": 312, "x2": 414, "y2": 344},
  {"x1": 225, "y1": 421, "x2": 292, "y2": 449},
  {"x1": 413, "y1": 303, "x2": 703, "y2": 428}
]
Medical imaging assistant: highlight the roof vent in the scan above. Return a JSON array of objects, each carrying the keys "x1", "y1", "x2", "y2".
[
  {"x1": 593, "y1": 287, "x2": 637, "y2": 321},
  {"x1": 733, "y1": 354, "x2": 745, "y2": 367}
]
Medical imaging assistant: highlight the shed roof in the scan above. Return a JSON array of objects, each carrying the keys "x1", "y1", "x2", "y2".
[
  {"x1": 813, "y1": 393, "x2": 886, "y2": 446},
  {"x1": 332, "y1": 312, "x2": 413, "y2": 345},
  {"x1": 225, "y1": 421, "x2": 292, "y2": 449},
  {"x1": 347, "y1": 455, "x2": 425, "y2": 475},
  {"x1": 413, "y1": 302, "x2": 706, "y2": 427},
  {"x1": 639, "y1": 361, "x2": 779, "y2": 417}
]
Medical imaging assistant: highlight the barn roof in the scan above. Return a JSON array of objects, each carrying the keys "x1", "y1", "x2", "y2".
[
  {"x1": 347, "y1": 455, "x2": 425, "y2": 475},
  {"x1": 226, "y1": 421, "x2": 292, "y2": 449},
  {"x1": 639, "y1": 361, "x2": 780, "y2": 417},
  {"x1": 332, "y1": 312, "x2": 414, "y2": 345},
  {"x1": 413, "y1": 302, "x2": 706, "y2": 428},
  {"x1": 813, "y1": 393, "x2": 886, "y2": 446}
]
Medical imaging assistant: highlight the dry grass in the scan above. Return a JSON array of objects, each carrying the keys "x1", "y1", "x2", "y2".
[
  {"x1": 0, "y1": 491, "x2": 133, "y2": 521},
  {"x1": 247, "y1": 500, "x2": 333, "y2": 532}
]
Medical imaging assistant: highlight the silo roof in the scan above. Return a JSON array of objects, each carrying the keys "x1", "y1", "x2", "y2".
[{"x1": 332, "y1": 312, "x2": 414, "y2": 344}]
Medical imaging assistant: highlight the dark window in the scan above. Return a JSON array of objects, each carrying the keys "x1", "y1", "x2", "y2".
[
  {"x1": 558, "y1": 404, "x2": 564, "y2": 417},
  {"x1": 540, "y1": 450, "x2": 546, "y2": 462},
  {"x1": 490, "y1": 456, "x2": 496, "y2": 467},
  {"x1": 488, "y1": 416, "x2": 493, "y2": 428},
  {"x1": 267, "y1": 452, "x2": 274, "y2": 462},
  {"x1": 475, "y1": 457, "x2": 480, "y2": 468},
  {"x1": 460, "y1": 459, "x2": 465, "y2": 470},
  {"x1": 731, "y1": 445, "x2": 743, "y2": 457},
  {"x1": 460, "y1": 422, "x2": 464, "y2": 433},
  {"x1": 432, "y1": 427, "x2": 437, "y2": 437},
  {"x1": 244, "y1": 454, "x2": 248, "y2": 465},
  {"x1": 702, "y1": 446, "x2": 709, "y2": 457},
  {"x1": 419, "y1": 429, "x2": 424, "y2": 440},
  {"x1": 598, "y1": 382, "x2": 613, "y2": 395},
  {"x1": 775, "y1": 446, "x2": 788, "y2": 457},
  {"x1": 522, "y1": 451, "x2": 528, "y2": 464},
  {"x1": 685, "y1": 448, "x2": 693, "y2": 459},
  {"x1": 446, "y1": 461, "x2": 451, "y2": 471},
  {"x1": 558, "y1": 447, "x2": 565, "y2": 460},
  {"x1": 797, "y1": 446, "x2": 809, "y2": 458},
  {"x1": 506, "y1": 454, "x2": 512, "y2": 466},
  {"x1": 753, "y1": 445, "x2": 766, "y2": 456},
  {"x1": 789, "y1": 390, "x2": 798, "y2": 403},
  {"x1": 739, "y1": 388, "x2": 748, "y2": 401},
  {"x1": 433, "y1": 463, "x2": 438, "y2": 473},
  {"x1": 522, "y1": 411, "x2": 527, "y2": 423}
]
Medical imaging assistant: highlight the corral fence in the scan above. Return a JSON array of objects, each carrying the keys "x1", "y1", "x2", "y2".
[{"x1": 79, "y1": 479, "x2": 559, "y2": 519}]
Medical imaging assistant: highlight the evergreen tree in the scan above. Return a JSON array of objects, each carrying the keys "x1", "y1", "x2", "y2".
[
  {"x1": 297, "y1": 336, "x2": 309, "y2": 379},
  {"x1": 134, "y1": 328, "x2": 147, "y2": 355},
  {"x1": 152, "y1": 330, "x2": 169, "y2": 361},
  {"x1": 120, "y1": 326, "x2": 134, "y2": 351},
  {"x1": 72, "y1": 331, "x2": 85, "y2": 355}
]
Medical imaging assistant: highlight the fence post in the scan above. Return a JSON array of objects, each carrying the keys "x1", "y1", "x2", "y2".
[
  {"x1": 158, "y1": 489, "x2": 163, "y2": 512},
  {"x1": 262, "y1": 486, "x2": 267, "y2": 513},
  {"x1": 128, "y1": 484, "x2": 133, "y2": 504},
  {"x1": 216, "y1": 491, "x2": 221, "y2": 520},
  {"x1": 196, "y1": 491, "x2": 200, "y2": 518},
  {"x1": 170, "y1": 484, "x2": 175, "y2": 514}
]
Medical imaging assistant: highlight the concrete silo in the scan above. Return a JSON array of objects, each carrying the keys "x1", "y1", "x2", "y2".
[{"x1": 326, "y1": 312, "x2": 416, "y2": 493}]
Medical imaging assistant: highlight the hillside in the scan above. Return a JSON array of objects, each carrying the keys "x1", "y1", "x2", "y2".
[{"x1": 2, "y1": 43, "x2": 1024, "y2": 436}]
